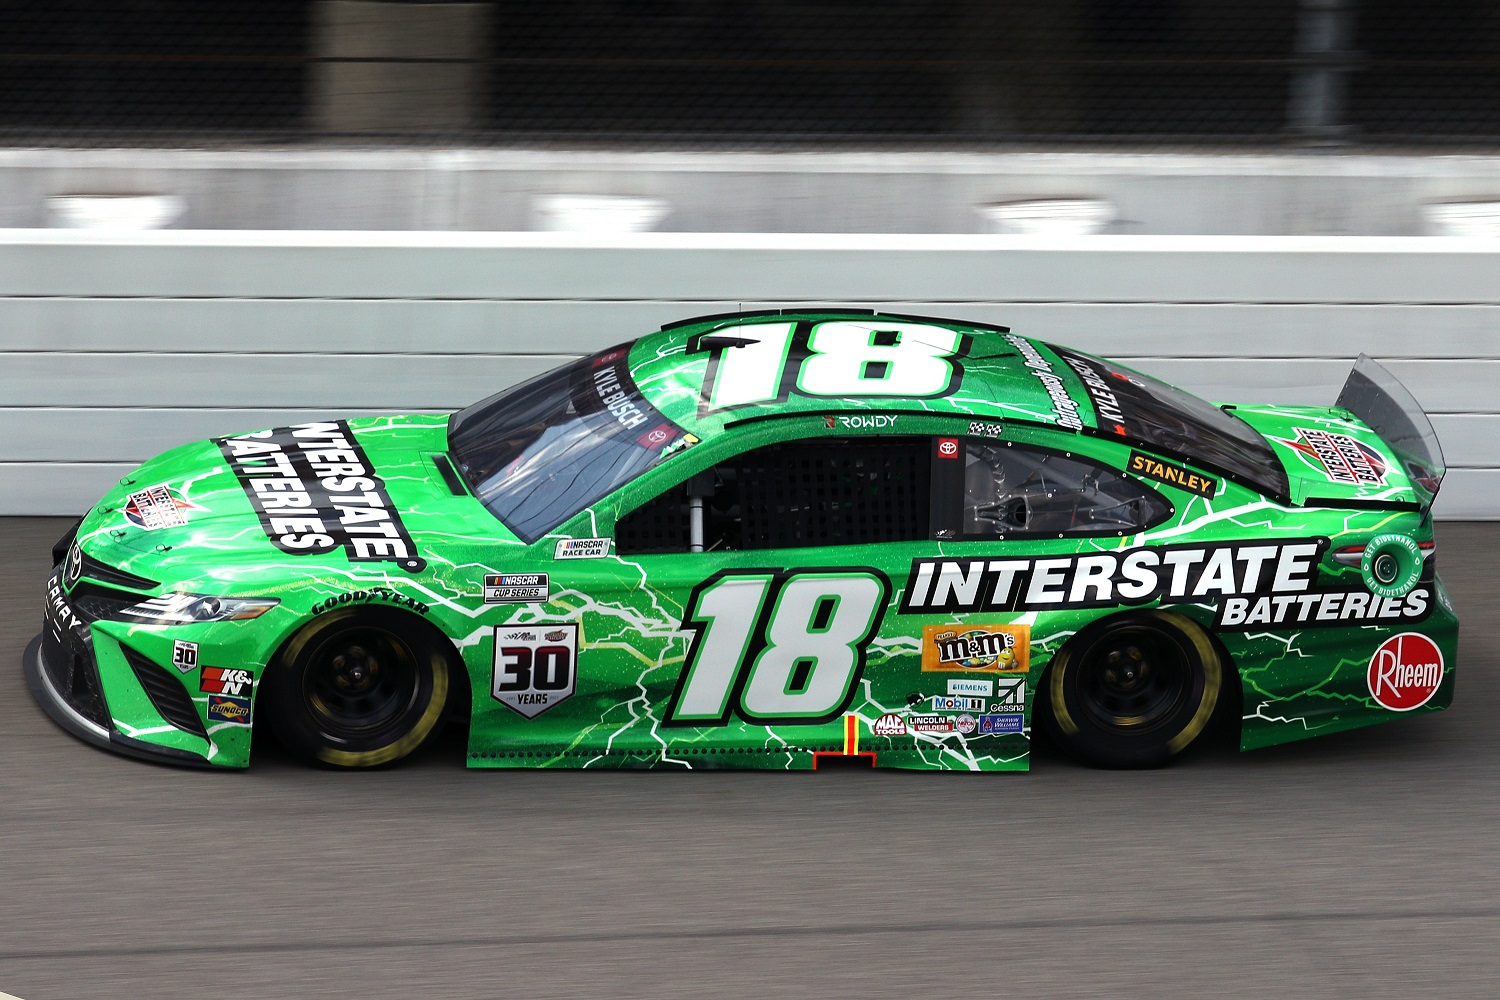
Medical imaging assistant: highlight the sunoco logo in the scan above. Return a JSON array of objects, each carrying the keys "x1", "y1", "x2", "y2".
[{"x1": 1367, "y1": 633, "x2": 1443, "y2": 712}]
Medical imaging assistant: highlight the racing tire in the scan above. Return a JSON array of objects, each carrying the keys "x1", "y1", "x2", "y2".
[
  {"x1": 1040, "y1": 610, "x2": 1223, "y2": 770},
  {"x1": 262, "y1": 607, "x2": 456, "y2": 768}
]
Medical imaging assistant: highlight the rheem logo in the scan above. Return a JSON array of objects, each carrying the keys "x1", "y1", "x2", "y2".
[{"x1": 1366, "y1": 633, "x2": 1443, "y2": 712}]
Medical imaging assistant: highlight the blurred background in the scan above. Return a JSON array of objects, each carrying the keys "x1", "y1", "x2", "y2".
[{"x1": 3, "y1": 0, "x2": 1500, "y2": 235}]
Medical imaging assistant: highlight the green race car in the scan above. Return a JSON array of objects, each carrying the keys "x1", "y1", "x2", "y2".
[{"x1": 25, "y1": 310, "x2": 1455, "y2": 771}]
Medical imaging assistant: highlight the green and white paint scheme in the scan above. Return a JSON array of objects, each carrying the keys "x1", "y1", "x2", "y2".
[{"x1": 29, "y1": 310, "x2": 1457, "y2": 770}]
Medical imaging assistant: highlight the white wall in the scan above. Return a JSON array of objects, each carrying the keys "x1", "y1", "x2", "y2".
[{"x1": 4, "y1": 231, "x2": 1496, "y2": 517}]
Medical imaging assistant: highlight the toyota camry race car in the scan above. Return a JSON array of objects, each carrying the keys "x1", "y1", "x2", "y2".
[{"x1": 25, "y1": 310, "x2": 1455, "y2": 770}]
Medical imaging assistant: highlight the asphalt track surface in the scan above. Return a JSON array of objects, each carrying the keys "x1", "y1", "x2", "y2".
[{"x1": 1, "y1": 517, "x2": 1498, "y2": 999}]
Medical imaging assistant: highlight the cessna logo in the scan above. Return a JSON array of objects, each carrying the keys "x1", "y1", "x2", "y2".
[{"x1": 217, "y1": 421, "x2": 424, "y2": 572}]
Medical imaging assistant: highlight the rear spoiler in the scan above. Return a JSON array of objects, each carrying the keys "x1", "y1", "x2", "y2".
[{"x1": 1335, "y1": 355, "x2": 1446, "y2": 520}]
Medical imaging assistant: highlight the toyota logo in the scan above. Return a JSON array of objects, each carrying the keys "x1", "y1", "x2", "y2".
[{"x1": 63, "y1": 540, "x2": 82, "y2": 590}]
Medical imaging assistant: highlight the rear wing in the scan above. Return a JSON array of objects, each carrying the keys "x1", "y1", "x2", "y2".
[{"x1": 1335, "y1": 355, "x2": 1445, "y2": 518}]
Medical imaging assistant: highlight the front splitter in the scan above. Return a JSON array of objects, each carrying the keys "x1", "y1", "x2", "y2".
[{"x1": 23, "y1": 633, "x2": 218, "y2": 769}]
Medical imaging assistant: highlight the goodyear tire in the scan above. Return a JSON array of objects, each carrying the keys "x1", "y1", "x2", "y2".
[
  {"x1": 262, "y1": 607, "x2": 455, "y2": 768},
  {"x1": 1040, "y1": 610, "x2": 1223, "y2": 769}
]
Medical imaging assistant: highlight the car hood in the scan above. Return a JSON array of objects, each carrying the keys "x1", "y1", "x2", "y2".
[
  {"x1": 1229, "y1": 405, "x2": 1421, "y2": 508},
  {"x1": 73, "y1": 414, "x2": 502, "y2": 591}
]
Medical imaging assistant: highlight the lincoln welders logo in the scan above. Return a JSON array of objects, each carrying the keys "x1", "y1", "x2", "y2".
[
  {"x1": 215, "y1": 421, "x2": 425, "y2": 572},
  {"x1": 1278, "y1": 428, "x2": 1388, "y2": 486}
]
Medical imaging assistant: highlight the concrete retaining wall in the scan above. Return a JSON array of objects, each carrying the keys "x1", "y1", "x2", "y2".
[{"x1": 4, "y1": 230, "x2": 1495, "y2": 517}]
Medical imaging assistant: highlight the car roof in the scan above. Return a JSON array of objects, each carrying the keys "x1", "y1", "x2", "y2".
[{"x1": 623, "y1": 309, "x2": 1103, "y2": 440}]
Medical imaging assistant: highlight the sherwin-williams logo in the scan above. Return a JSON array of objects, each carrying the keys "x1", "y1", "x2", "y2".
[
  {"x1": 1367, "y1": 633, "x2": 1443, "y2": 711},
  {"x1": 1278, "y1": 427, "x2": 1388, "y2": 486},
  {"x1": 1127, "y1": 451, "x2": 1217, "y2": 498},
  {"x1": 216, "y1": 421, "x2": 424, "y2": 572},
  {"x1": 921, "y1": 624, "x2": 1030, "y2": 673}
]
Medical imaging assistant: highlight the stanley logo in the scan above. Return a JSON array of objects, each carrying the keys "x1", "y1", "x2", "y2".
[{"x1": 1127, "y1": 451, "x2": 1217, "y2": 499}]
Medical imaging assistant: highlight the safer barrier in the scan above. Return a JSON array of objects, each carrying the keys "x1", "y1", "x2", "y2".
[{"x1": 3, "y1": 231, "x2": 1497, "y2": 516}]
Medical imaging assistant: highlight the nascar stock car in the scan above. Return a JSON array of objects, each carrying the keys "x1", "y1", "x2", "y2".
[{"x1": 25, "y1": 310, "x2": 1454, "y2": 771}]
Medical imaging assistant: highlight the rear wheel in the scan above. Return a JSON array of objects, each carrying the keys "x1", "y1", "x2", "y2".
[
  {"x1": 1040, "y1": 610, "x2": 1222, "y2": 769},
  {"x1": 263, "y1": 607, "x2": 455, "y2": 768}
]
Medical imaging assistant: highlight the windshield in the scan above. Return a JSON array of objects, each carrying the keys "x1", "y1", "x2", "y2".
[
  {"x1": 1048, "y1": 345, "x2": 1290, "y2": 499},
  {"x1": 448, "y1": 345, "x2": 692, "y2": 543}
]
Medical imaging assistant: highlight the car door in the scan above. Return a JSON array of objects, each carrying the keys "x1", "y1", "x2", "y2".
[{"x1": 577, "y1": 421, "x2": 938, "y2": 766}]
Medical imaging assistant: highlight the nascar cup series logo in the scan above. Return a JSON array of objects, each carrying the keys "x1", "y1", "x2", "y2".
[{"x1": 1367, "y1": 633, "x2": 1443, "y2": 712}]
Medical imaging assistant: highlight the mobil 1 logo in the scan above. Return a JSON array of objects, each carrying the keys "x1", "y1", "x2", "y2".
[{"x1": 492, "y1": 624, "x2": 577, "y2": 719}]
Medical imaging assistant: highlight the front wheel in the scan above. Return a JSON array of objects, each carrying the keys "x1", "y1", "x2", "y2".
[
  {"x1": 262, "y1": 608, "x2": 455, "y2": 768},
  {"x1": 1040, "y1": 610, "x2": 1223, "y2": 769}
]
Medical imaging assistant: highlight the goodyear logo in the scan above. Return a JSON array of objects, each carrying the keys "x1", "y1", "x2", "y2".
[{"x1": 1127, "y1": 451, "x2": 1217, "y2": 499}]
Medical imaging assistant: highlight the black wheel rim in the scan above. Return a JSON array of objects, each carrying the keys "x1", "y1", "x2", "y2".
[
  {"x1": 1076, "y1": 625, "x2": 1191, "y2": 734},
  {"x1": 302, "y1": 625, "x2": 421, "y2": 743}
]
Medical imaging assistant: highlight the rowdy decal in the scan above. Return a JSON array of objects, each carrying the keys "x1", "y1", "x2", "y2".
[
  {"x1": 1367, "y1": 632, "x2": 1443, "y2": 711},
  {"x1": 1277, "y1": 427, "x2": 1389, "y2": 486},
  {"x1": 1127, "y1": 451, "x2": 1218, "y2": 498},
  {"x1": 216, "y1": 421, "x2": 424, "y2": 571},
  {"x1": 902, "y1": 539, "x2": 1328, "y2": 614},
  {"x1": 1004, "y1": 334, "x2": 1084, "y2": 431},
  {"x1": 667, "y1": 569, "x2": 890, "y2": 726},
  {"x1": 123, "y1": 484, "x2": 204, "y2": 530},
  {"x1": 825, "y1": 414, "x2": 899, "y2": 430},
  {"x1": 492, "y1": 624, "x2": 578, "y2": 719},
  {"x1": 483, "y1": 574, "x2": 549, "y2": 604},
  {"x1": 921, "y1": 624, "x2": 1030, "y2": 672}
]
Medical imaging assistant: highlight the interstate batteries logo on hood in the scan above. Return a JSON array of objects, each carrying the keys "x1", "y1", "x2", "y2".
[{"x1": 216, "y1": 421, "x2": 425, "y2": 571}]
